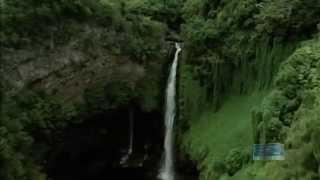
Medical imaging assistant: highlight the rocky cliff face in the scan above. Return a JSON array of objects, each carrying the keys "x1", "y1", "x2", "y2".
[
  {"x1": 0, "y1": 23, "x2": 171, "y2": 179},
  {"x1": 2, "y1": 44, "x2": 150, "y2": 103}
]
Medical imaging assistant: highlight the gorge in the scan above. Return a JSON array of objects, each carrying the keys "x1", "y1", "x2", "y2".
[{"x1": 1, "y1": 1, "x2": 320, "y2": 180}]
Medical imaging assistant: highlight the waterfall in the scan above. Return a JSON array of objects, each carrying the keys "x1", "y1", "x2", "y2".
[
  {"x1": 120, "y1": 107, "x2": 134, "y2": 165},
  {"x1": 128, "y1": 108, "x2": 134, "y2": 155},
  {"x1": 159, "y1": 43, "x2": 181, "y2": 180}
]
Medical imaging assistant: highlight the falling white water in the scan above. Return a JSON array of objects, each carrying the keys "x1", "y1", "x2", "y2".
[
  {"x1": 159, "y1": 43, "x2": 181, "y2": 180},
  {"x1": 120, "y1": 108, "x2": 134, "y2": 165},
  {"x1": 128, "y1": 109, "x2": 133, "y2": 155}
]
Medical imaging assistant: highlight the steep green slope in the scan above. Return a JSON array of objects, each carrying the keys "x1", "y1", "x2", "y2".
[
  {"x1": 180, "y1": 35, "x2": 320, "y2": 180},
  {"x1": 182, "y1": 92, "x2": 267, "y2": 179},
  {"x1": 223, "y1": 35, "x2": 320, "y2": 180},
  {"x1": 178, "y1": 0, "x2": 320, "y2": 179},
  {"x1": 246, "y1": 36, "x2": 320, "y2": 180}
]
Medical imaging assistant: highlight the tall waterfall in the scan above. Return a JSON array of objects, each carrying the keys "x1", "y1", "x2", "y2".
[{"x1": 159, "y1": 43, "x2": 181, "y2": 180}]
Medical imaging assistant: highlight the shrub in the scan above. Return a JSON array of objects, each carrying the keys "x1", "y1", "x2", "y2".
[{"x1": 225, "y1": 148, "x2": 249, "y2": 176}]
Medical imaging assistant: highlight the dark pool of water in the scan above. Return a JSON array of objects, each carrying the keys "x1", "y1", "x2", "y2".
[
  {"x1": 176, "y1": 174, "x2": 198, "y2": 180},
  {"x1": 98, "y1": 167, "x2": 197, "y2": 180}
]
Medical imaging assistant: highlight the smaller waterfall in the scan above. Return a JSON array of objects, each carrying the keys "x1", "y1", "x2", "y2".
[
  {"x1": 159, "y1": 43, "x2": 181, "y2": 180},
  {"x1": 120, "y1": 108, "x2": 134, "y2": 165},
  {"x1": 128, "y1": 109, "x2": 134, "y2": 155}
]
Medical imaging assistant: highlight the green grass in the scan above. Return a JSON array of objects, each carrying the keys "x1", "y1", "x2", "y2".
[
  {"x1": 182, "y1": 91, "x2": 268, "y2": 178},
  {"x1": 182, "y1": 37, "x2": 320, "y2": 180}
]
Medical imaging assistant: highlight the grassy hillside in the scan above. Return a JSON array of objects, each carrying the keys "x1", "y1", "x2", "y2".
[
  {"x1": 178, "y1": 0, "x2": 320, "y2": 179},
  {"x1": 180, "y1": 35, "x2": 320, "y2": 180},
  {"x1": 182, "y1": 92, "x2": 267, "y2": 179}
]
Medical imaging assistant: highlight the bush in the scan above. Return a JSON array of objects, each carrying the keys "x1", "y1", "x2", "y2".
[
  {"x1": 121, "y1": 15, "x2": 167, "y2": 62},
  {"x1": 224, "y1": 148, "x2": 249, "y2": 176}
]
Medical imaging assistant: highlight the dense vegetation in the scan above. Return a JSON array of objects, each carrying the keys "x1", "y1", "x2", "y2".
[
  {"x1": 1, "y1": 0, "x2": 320, "y2": 180},
  {"x1": 178, "y1": 0, "x2": 320, "y2": 179},
  {"x1": 1, "y1": 0, "x2": 167, "y2": 62},
  {"x1": 0, "y1": 91, "x2": 78, "y2": 180},
  {"x1": 180, "y1": 0, "x2": 320, "y2": 107},
  {"x1": 1, "y1": 0, "x2": 169, "y2": 179}
]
